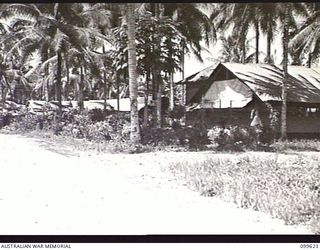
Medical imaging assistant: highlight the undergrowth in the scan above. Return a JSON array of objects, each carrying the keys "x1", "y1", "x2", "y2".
[{"x1": 169, "y1": 154, "x2": 320, "y2": 234}]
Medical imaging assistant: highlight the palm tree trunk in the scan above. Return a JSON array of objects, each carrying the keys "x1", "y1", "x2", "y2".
[
  {"x1": 241, "y1": 38, "x2": 246, "y2": 64},
  {"x1": 281, "y1": 4, "x2": 289, "y2": 140},
  {"x1": 154, "y1": 3, "x2": 162, "y2": 128},
  {"x1": 103, "y1": 70, "x2": 107, "y2": 110},
  {"x1": 255, "y1": 19, "x2": 259, "y2": 64},
  {"x1": 78, "y1": 65, "x2": 84, "y2": 110},
  {"x1": 143, "y1": 70, "x2": 150, "y2": 127},
  {"x1": 102, "y1": 44, "x2": 107, "y2": 110},
  {"x1": 44, "y1": 49, "x2": 50, "y2": 102},
  {"x1": 116, "y1": 71, "x2": 120, "y2": 110},
  {"x1": 266, "y1": 24, "x2": 272, "y2": 64},
  {"x1": 65, "y1": 55, "x2": 70, "y2": 100},
  {"x1": 0, "y1": 77, "x2": 5, "y2": 106},
  {"x1": 181, "y1": 44, "x2": 185, "y2": 105},
  {"x1": 169, "y1": 72, "x2": 174, "y2": 111},
  {"x1": 308, "y1": 53, "x2": 312, "y2": 68},
  {"x1": 127, "y1": 3, "x2": 141, "y2": 143},
  {"x1": 56, "y1": 51, "x2": 62, "y2": 115},
  {"x1": 156, "y1": 81, "x2": 162, "y2": 128}
]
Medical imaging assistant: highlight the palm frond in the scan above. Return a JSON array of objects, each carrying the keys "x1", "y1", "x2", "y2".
[
  {"x1": 1, "y1": 4, "x2": 40, "y2": 21},
  {"x1": 40, "y1": 55, "x2": 57, "y2": 72}
]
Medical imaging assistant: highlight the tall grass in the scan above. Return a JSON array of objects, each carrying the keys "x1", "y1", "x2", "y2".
[{"x1": 169, "y1": 154, "x2": 320, "y2": 234}]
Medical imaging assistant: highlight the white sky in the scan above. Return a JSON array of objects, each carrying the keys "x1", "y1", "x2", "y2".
[
  {"x1": 178, "y1": 8, "x2": 285, "y2": 82},
  {"x1": 179, "y1": 4, "x2": 320, "y2": 81},
  {"x1": 178, "y1": 31, "x2": 284, "y2": 81}
]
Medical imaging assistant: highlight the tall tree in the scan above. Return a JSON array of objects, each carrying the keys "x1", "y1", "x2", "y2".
[
  {"x1": 281, "y1": 4, "x2": 289, "y2": 140},
  {"x1": 259, "y1": 3, "x2": 278, "y2": 64},
  {"x1": 289, "y1": 3, "x2": 320, "y2": 66},
  {"x1": 126, "y1": 3, "x2": 140, "y2": 143},
  {"x1": 210, "y1": 3, "x2": 257, "y2": 63},
  {"x1": 277, "y1": 2, "x2": 307, "y2": 139},
  {"x1": 1, "y1": 3, "x2": 110, "y2": 107}
]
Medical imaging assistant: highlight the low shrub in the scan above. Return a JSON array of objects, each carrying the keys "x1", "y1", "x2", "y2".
[
  {"x1": 0, "y1": 111, "x2": 13, "y2": 128},
  {"x1": 141, "y1": 126, "x2": 209, "y2": 149},
  {"x1": 169, "y1": 154, "x2": 320, "y2": 233},
  {"x1": 168, "y1": 105, "x2": 186, "y2": 120},
  {"x1": 207, "y1": 125, "x2": 273, "y2": 151},
  {"x1": 2, "y1": 108, "x2": 131, "y2": 142}
]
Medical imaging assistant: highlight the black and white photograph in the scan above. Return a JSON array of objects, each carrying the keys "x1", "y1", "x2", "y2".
[{"x1": 0, "y1": 2, "x2": 319, "y2": 244}]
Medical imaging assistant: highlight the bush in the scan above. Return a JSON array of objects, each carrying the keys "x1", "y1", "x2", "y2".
[
  {"x1": 88, "y1": 108, "x2": 106, "y2": 122},
  {"x1": 207, "y1": 125, "x2": 273, "y2": 151},
  {"x1": 169, "y1": 154, "x2": 320, "y2": 233},
  {"x1": 2, "y1": 108, "x2": 131, "y2": 142},
  {"x1": 141, "y1": 126, "x2": 209, "y2": 149},
  {"x1": 168, "y1": 105, "x2": 186, "y2": 120},
  {"x1": 0, "y1": 111, "x2": 13, "y2": 128}
]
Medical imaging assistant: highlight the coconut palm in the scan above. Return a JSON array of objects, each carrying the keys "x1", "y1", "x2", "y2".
[
  {"x1": 218, "y1": 33, "x2": 255, "y2": 63},
  {"x1": 289, "y1": 3, "x2": 320, "y2": 67},
  {"x1": 211, "y1": 2, "x2": 307, "y2": 139},
  {"x1": 275, "y1": 2, "x2": 308, "y2": 139},
  {"x1": 1, "y1": 3, "x2": 110, "y2": 111},
  {"x1": 163, "y1": 3, "x2": 214, "y2": 62},
  {"x1": 164, "y1": 3, "x2": 214, "y2": 108},
  {"x1": 210, "y1": 3, "x2": 253, "y2": 63},
  {"x1": 126, "y1": 3, "x2": 140, "y2": 143},
  {"x1": 259, "y1": 3, "x2": 278, "y2": 64}
]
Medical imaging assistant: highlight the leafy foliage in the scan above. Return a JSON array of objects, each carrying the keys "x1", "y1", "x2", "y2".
[
  {"x1": 2, "y1": 108, "x2": 130, "y2": 141},
  {"x1": 207, "y1": 125, "x2": 273, "y2": 151},
  {"x1": 141, "y1": 126, "x2": 209, "y2": 149}
]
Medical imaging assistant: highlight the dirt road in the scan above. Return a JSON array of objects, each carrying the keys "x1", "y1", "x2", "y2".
[{"x1": 0, "y1": 133, "x2": 311, "y2": 234}]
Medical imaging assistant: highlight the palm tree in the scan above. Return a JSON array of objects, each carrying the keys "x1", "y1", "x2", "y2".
[
  {"x1": 259, "y1": 3, "x2": 278, "y2": 64},
  {"x1": 276, "y1": 2, "x2": 308, "y2": 139},
  {"x1": 289, "y1": 3, "x2": 320, "y2": 67},
  {"x1": 281, "y1": 4, "x2": 289, "y2": 140},
  {"x1": 211, "y1": 3, "x2": 307, "y2": 139},
  {"x1": 165, "y1": 3, "x2": 214, "y2": 108},
  {"x1": 210, "y1": 3, "x2": 254, "y2": 63},
  {"x1": 211, "y1": 3, "x2": 305, "y2": 66},
  {"x1": 1, "y1": 3, "x2": 109, "y2": 110},
  {"x1": 126, "y1": 3, "x2": 140, "y2": 143},
  {"x1": 164, "y1": 3, "x2": 214, "y2": 62},
  {"x1": 218, "y1": 33, "x2": 254, "y2": 63},
  {"x1": 112, "y1": 7, "x2": 186, "y2": 127}
]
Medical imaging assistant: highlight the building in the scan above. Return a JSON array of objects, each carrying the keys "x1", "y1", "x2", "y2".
[{"x1": 178, "y1": 63, "x2": 320, "y2": 136}]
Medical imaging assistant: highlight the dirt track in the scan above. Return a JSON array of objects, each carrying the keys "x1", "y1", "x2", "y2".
[{"x1": 0, "y1": 133, "x2": 311, "y2": 234}]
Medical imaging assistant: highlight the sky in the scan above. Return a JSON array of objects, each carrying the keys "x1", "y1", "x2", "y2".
[
  {"x1": 179, "y1": 4, "x2": 320, "y2": 82},
  {"x1": 178, "y1": 5, "x2": 286, "y2": 82},
  {"x1": 179, "y1": 31, "x2": 284, "y2": 82}
]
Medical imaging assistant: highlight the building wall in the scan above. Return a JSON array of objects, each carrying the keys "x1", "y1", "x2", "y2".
[
  {"x1": 186, "y1": 99, "x2": 270, "y2": 129},
  {"x1": 186, "y1": 101, "x2": 320, "y2": 135},
  {"x1": 185, "y1": 64, "x2": 320, "y2": 135}
]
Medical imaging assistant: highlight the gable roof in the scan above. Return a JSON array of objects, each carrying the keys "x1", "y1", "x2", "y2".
[
  {"x1": 178, "y1": 63, "x2": 219, "y2": 84},
  {"x1": 223, "y1": 63, "x2": 283, "y2": 102},
  {"x1": 184, "y1": 62, "x2": 320, "y2": 104}
]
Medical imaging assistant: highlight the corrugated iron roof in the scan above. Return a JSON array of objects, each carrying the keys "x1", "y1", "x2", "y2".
[
  {"x1": 223, "y1": 63, "x2": 284, "y2": 102},
  {"x1": 178, "y1": 63, "x2": 219, "y2": 84},
  {"x1": 184, "y1": 62, "x2": 320, "y2": 104},
  {"x1": 288, "y1": 66, "x2": 320, "y2": 90}
]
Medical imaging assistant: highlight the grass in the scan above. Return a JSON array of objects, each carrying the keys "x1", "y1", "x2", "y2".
[
  {"x1": 0, "y1": 129, "x2": 188, "y2": 154},
  {"x1": 168, "y1": 153, "x2": 320, "y2": 234},
  {"x1": 271, "y1": 139, "x2": 320, "y2": 152},
  {"x1": 2, "y1": 127, "x2": 320, "y2": 233}
]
